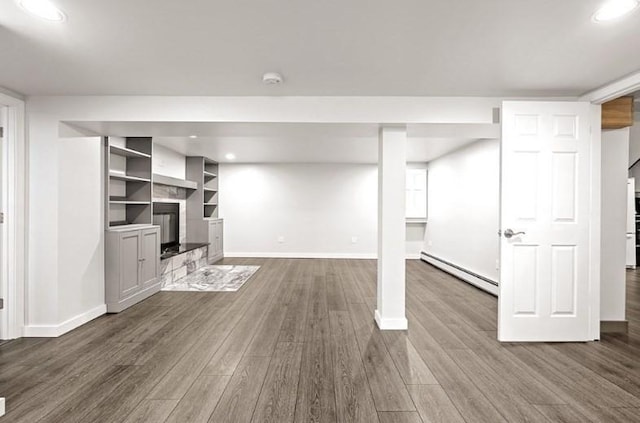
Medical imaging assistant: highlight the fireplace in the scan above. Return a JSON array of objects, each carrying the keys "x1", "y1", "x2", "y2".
[{"x1": 153, "y1": 202, "x2": 180, "y2": 251}]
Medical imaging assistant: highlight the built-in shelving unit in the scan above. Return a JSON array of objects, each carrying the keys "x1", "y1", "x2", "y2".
[
  {"x1": 186, "y1": 156, "x2": 222, "y2": 258},
  {"x1": 105, "y1": 136, "x2": 161, "y2": 313},
  {"x1": 106, "y1": 137, "x2": 153, "y2": 228},
  {"x1": 186, "y1": 156, "x2": 219, "y2": 220},
  {"x1": 203, "y1": 159, "x2": 219, "y2": 218}
]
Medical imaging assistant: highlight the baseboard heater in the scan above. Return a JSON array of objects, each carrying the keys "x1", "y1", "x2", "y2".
[{"x1": 420, "y1": 251, "x2": 499, "y2": 296}]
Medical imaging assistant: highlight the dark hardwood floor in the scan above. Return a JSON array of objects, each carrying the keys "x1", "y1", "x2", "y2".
[{"x1": 1, "y1": 258, "x2": 640, "y2": 422}]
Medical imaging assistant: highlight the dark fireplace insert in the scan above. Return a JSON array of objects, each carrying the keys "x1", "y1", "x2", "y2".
[{"x1": 153, "y1": 202, "x2": 179, "y2": 251}]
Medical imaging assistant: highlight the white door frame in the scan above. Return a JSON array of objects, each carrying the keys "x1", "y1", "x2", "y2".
[
  {"x1": 0, "y1": 89, "x2": 27, "y2": 340},
  {"x1": 580, "y1": 69, "x2": 640, "y2": 339},
  {"x1": 588, "y1": 104, "x2": 602, "y2": 341}
]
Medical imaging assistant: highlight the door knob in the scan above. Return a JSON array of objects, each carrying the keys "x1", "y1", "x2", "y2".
[{"x1": 504, "y1": 228, "x2": 526, "y2": 239}]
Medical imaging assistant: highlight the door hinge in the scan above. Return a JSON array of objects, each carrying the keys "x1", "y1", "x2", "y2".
[{"x1": 0, "y1": 213, "x2": 4, "y2": 224}]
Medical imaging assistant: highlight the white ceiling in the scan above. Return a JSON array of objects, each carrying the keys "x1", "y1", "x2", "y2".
[
  {"x1": 64, "y1": 121, "x2": 497, "y2": 163},
  {"x1": 1, "y1": 0, "x2": 639, "y2": 96}
]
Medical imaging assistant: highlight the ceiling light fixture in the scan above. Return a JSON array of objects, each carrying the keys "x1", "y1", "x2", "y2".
[
  {"x1": 225, "y1": 153, "x2": 236, "y2": 160},
  {"x1": 188, "y1": 135, "x2": 198, "y2": 139},
  {"x1": 592, "y1": 0, "x2": 639, "y2": 22},
  {"x1": 262, "y1": 72, "x2": 283, "y2": 85},
  {"x1": 18, "y1": 0, "x2": 66, "y2": 21}
]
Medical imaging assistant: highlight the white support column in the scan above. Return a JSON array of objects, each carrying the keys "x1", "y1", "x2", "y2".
[{"x1": 375, "y1": 126, "x2": 408, "y2": 330}]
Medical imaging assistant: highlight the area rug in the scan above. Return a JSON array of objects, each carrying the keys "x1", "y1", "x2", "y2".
[{"x1": 161, "y1": 265, "x2": 260, "y2": 292}]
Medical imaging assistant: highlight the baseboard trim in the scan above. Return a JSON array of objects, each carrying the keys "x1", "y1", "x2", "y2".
[
  {"x1": 600, "y1": 320, "x2": 629, "y2": 333},
  {"x1": 374, "y1": 309, "x2": 408, "y2": 330},
  {"x1": 420, "y1": 251, "x2": 499, "y2": 296},
  {"x1": 224, "y1": 252, "x2": 378, "y2": 259},
  {"x1": 225, "y1": 252, "x2": 422, "y2": 260},
  {"x1": 23, "y1": 304, "x2": 107, "y2": 338},
  {"x1": 107, "y1": 282, "x2": 160, "y2": 313}
]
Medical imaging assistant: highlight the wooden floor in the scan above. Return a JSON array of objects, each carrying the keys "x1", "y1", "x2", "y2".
[{"x1": 2, "y1": 258, "x2": 640, "y2": 422}]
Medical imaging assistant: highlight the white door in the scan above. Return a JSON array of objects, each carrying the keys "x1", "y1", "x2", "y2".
[{"x1": 499, "y1": 101, "x2": 595, "y2": 342}]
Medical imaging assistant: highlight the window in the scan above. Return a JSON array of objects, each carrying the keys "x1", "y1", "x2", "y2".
[{"x1": 406, "y1": 168, "x2": 427, "y2": 220}]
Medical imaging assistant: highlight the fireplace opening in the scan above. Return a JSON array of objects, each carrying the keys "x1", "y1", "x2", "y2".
[{"x1": 153, "y1": 202, "x2": 179, "y2": 252}]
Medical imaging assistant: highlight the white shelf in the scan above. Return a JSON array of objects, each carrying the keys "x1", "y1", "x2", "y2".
[
  {"x1": 110, "y1": 145, "x2": 151, "y2": 159},
  {"x1": 203, "y1": 171, "x2": 217, "y2": 178},
  {"x1": 203, "y1": 187, "x2": 218, "y2": 192},
  {"x1": 108, "y1": 223, "x2": 158, "y2": 232},
  {"x1": 109, "y1": 172, "x2": 151, "y2": 183},
  {"x1": 204, "y1": 203, "x2": 218, "y2": 206},
  {"x1": 109, "y1": 200, "x2": 151, "y2": 205}
]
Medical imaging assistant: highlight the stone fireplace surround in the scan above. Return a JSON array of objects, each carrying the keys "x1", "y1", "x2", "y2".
[{"x1": 153, "y1": 184, "x2": 210, "y2": 285}]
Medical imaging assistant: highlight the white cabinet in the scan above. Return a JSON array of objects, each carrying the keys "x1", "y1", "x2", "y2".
[
  {"x1": 106, "y1": 225, "x2": 160, "y2": 313},
  {"x1": 208, "y1": 219, "x2": 224, "y2": 263}
]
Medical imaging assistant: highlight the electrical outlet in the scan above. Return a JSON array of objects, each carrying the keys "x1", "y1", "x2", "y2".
[
  {"x1": 277, "y1": 236, "x2": 285, "y2": 244},
  {"x1": 351, "y1": 236, "x2": 358, "y2": 244}
]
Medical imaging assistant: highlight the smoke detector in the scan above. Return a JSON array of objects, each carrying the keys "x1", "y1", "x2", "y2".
[{"x1": 262, "y1": 72, "x2": 283, "y2": 85}]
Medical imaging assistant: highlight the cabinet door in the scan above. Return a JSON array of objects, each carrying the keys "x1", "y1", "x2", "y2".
[
  {"x1": 140, "y1": 228, "x2": 160, "y2": 288},
  {"x1": 119, "y1": 231, "x2": 141, "y2": 298},
  {"x1": 217, "y1": 221, "x2": 223, "y2": 255},
  {"x1": 208, "y1": 221, "x2": 218, "y2": 258}
]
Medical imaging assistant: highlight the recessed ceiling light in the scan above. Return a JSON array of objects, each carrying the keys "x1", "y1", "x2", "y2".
[
  {"x1": 18, "y1": 0, "x2": 66, "y2": 21},
  {"x1": 593, "y1": 0, "x2": 639, "y2": 22},
  {"x1": 188, "y1": 135, "x2": 198, "y2": 139},
  {"x1": 225, "y1": 153, "x2": 236, "y2": 160}
]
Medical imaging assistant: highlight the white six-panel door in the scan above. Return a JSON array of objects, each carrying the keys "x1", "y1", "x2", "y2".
[{"x1": 499, "y1": 101, "x2": 594, "y2": 342}]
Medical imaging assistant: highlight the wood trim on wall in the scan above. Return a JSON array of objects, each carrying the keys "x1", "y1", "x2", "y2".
[{"x1": 602, "y1": 96, "x2": 634, "y2": 129}]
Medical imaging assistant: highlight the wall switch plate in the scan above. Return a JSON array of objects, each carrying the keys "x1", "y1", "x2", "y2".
[
  {"x1": 351, "y1": 236, "x2": 358, "y2": 244},
  {"x1": 495, "y1": 259, "x2": 500, "y2": 270},
  {"x1": 277, "y1": 236, "x2": 285, "y2": 244}
]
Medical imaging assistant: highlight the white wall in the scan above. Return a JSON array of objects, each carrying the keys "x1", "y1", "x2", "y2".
[
  {"x1": 220, "y1": 163, "x2": 377, "y2": 257},
  {"x1": 220, "y1": 163, "x2": 425, "y2": 258},
  {"x1": 423, "y1": 139, "x2": 500, "y2": 282},
  {"x1": 24, "y1": 95, "x2": 498, "y2": 336},
  {"x1": 601, "y1": 128, "x2": 630, "y2": 322},
  {"x1": 57, "y1": 137, "x2": 105, "y2": 323},
  {"x1": 153, "y1": 143, "x2": 186, "y2": 179},
  {"x1": 406, "y1": 223, "x2": 426, "y2": 258}
]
